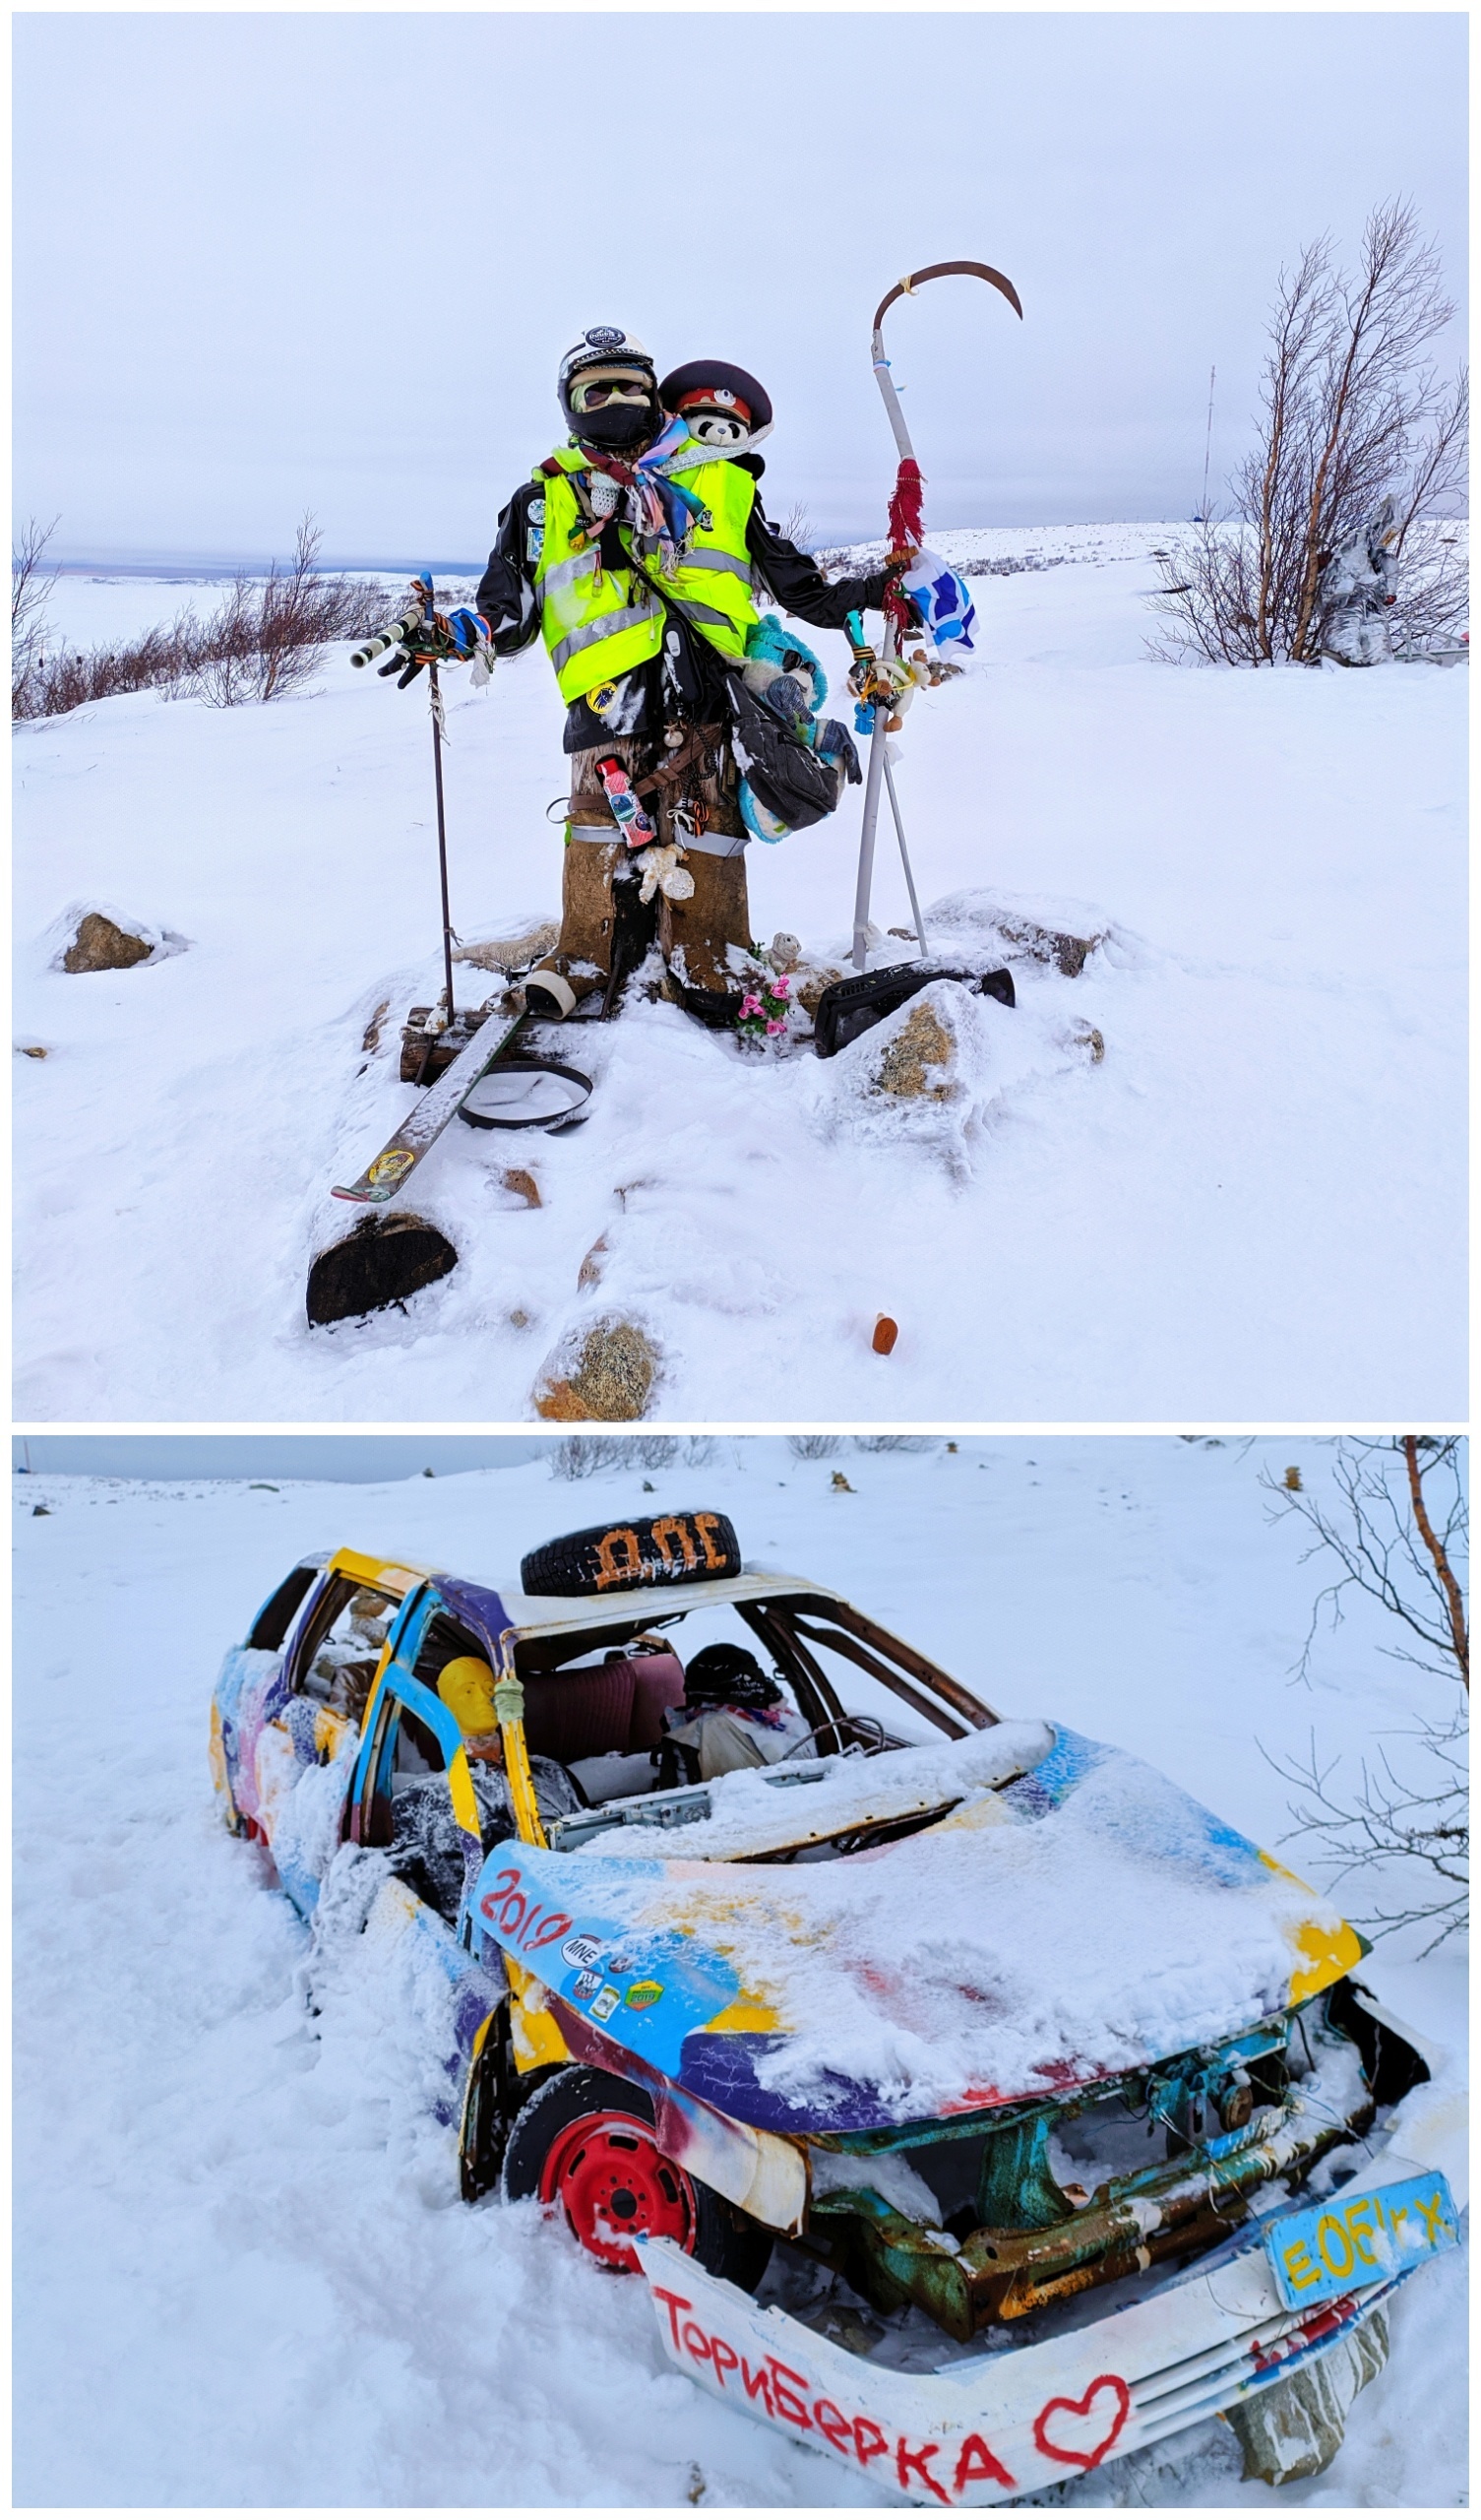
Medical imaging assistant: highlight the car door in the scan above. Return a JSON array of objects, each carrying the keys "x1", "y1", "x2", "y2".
[
  {"x1": 342, "y1": 1585, "x2": 513, "y2": 2105},
  {"x1": 211, "y1": 1554, "x2": 326, "y2": 1836},
  {"x1": 235, "y1": 1556, "x2": 410, "y2": 1909}
]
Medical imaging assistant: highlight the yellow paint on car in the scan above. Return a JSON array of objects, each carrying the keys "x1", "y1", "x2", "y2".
[
  {"x1": 327, "y1": 1546, "x2": 431, "y2": 1597},
  {"x1": 507, "y1": 1959, "x2": 572, "y2": 2069},
  {"x1": 1260, "y1": 1853, "x2": 1366, "y2": 1998},
  {"x1": 208, "y1": 1702, "x2": 229, "y2": 1800},
  {"x1": 313, "y1": 1707, "x2": 350, "y2": 1761},
  {"x1": 705, "y1": 1995, "x2": 782, "y2": 2036}
]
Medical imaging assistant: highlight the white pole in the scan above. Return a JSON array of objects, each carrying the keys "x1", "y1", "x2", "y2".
[
  {"x1": 851, "y1": 616, "x2": 895, "y2": 973},
  {"x1": 852, "y1": 322, "x2": 917, "y2": 973},
  {"x1": 883, "y1": 754, "x2": 929, "y2": 955}
]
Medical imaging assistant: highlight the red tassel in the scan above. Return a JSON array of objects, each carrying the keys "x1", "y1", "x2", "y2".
[{"x1": 886, "y1": 458, "x2": 925, "y2": 557}]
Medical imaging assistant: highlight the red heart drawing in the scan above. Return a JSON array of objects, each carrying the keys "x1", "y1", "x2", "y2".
[{"x1": 1032, "y1": 2374, "x2": 1132, "y2": 2471}]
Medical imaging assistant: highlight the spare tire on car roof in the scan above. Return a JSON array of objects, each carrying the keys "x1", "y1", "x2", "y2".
[{"x1": 520, "y1": 1511, "x2": 742, "y2": 1599}]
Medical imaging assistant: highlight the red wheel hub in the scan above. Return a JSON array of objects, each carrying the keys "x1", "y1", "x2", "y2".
[{"x1": 539, "y1": 2110, "x2": 697, "y2": 2271}]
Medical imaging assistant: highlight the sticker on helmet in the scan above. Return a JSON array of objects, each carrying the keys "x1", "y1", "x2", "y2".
[
  {"x1": 589, "y1": 1985, "x2": 621, "y2": 2022},
  {"x1": 585, "y1": 326, "x2": 626, "y2": 349},
  {"x1": 623, "y1": 1980, "x2": 664, "y2": 2012},
  {"x1": 588, "y1": 681, "x2": 617, "y2": 716}
]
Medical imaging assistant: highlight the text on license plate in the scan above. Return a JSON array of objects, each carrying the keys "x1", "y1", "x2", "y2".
[{"x1": 1265, "y1": 2171, "x2": 1459, "y2": 2310}]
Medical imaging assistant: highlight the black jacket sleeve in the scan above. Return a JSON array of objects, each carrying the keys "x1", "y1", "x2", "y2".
[
  {"x1": 475, "y1": 481, "x2": 544, "y2": 657},
  {"x1": 746, "y1": 493, "x2": 889, "y2": 628}
]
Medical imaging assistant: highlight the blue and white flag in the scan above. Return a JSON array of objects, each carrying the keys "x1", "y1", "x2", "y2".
[{"x1": 901, "y1": 547, "x2": 976, "y2": 651}]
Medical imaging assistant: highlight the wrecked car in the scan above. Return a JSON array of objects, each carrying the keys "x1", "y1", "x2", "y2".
[{"x1": 211, "y1": 1508, "x2": 1463, "y2": 2504}]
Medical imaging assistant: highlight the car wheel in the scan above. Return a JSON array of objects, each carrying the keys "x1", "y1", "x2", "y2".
[{"x1": 503, "y1": 2065, "x2": 771, "y2": 2291}]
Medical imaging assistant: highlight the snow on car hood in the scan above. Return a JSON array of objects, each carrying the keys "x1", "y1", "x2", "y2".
[{"x1": 470, "y1": 1725, "x2": 1364, "y2": 2134}]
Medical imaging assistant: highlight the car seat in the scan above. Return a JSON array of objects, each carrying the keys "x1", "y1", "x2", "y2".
[{"x1": 520, "y1": 1649, "x2": 685, "y2": 1764}]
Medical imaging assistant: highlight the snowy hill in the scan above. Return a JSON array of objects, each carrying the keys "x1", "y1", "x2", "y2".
[
  {"x1": 13, "y1": 535, "x2": 1466, "y2": 1421},
  {"x1": 13, "y1": 1439, "x2": 1466, "y2": 2505}
]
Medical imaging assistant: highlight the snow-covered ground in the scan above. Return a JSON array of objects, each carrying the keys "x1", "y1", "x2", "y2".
[
  {"x1": 14, "y1": 533, "x2": 1466, "y2": 1420},
  {"x1": 13, "y1": 1438, "x2": 1466, "y2": 2506}
]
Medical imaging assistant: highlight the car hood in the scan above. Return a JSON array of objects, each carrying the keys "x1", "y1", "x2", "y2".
[{"x1": 470, "y1": 1725, "x2": 1363, "y2": 2134}]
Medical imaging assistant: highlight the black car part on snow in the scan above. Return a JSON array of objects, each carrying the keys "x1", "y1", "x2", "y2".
[
  {"x1": 305, "y1": 1211, "x2": 460, "y2": 1326},
  {"x1": 813, "y1": 961, "x2": 1017, "y2": 1058},
  {"x1": 520, "y1": 1510, "x2": 743, "y2": 1599}
]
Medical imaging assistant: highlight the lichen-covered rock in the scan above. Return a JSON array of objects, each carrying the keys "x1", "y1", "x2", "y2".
[
  {"x1": 873, "y1": 999, "x2": 957, "y2": 1101},
  {"x1": 532, "y1": 1316, "x2": 658, "y2": 1421},
  {"x1": 63, "y1": 913, "x2": 153, "y2": 974},
  {"x1": 928, "y1": 888, "x2": 1110, "y2": 977},
  {"x1": 795, "y1": 962, "x2": 844, "y2": 1016},
  {"x1": 989, "y1": 906, "x2": 1105, "y2": 977},
  {"x1": 456, "y1": 918, "x2": 560, "y2": 974}
]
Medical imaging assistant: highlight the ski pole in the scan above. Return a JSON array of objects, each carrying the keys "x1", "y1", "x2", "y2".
[
  {"x1": 883, "y1": 754, "x2": 929, "y2": 954},
  {"x1": 418, "y1": 572, "x2": 459, "y2": 1025},
  {"x1": 850, "y1": 628, "x2": 894, "y2": 972},
  {"x1": 851, "y1": 260, "x2": 1022, "y2": 973}
]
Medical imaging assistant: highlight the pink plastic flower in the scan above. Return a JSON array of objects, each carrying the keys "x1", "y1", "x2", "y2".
[
  {"x1": 771, "y1": 973, "x2": 790, "y2": 995},
  {"x1": 766, "y1": 1017, "x2": 786, "y2": 1035},
  {"x1": 739, "y1": 994, "x2": 763, "y2": 1019}
]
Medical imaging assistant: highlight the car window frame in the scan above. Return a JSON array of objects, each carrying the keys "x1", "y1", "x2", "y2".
[
  {"x1": 286, "y1": 1571, "x2": 400, "y2": 1705},
  {"x1": 348, "y1": 1588, "x2": 484, "y2": 1868}
]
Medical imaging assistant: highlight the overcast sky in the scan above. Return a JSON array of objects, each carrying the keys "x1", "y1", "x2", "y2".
[
  {"x1": 14, "y1": 12, "x2": 1468, "y2": 563},
  {"x1": 13, "y1": 1435, "x2": 546, "y2": 1482}
]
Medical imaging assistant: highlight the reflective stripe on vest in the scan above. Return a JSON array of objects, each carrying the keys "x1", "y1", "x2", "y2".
[{"x1": 532, "y1": 441, "x2": 759, "y2": 702}]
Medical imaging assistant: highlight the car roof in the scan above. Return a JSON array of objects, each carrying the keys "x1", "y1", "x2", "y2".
[
  {"x1": 321, "y1": 1550, "x2": 835, "y2": 1639},
  {"x1": 500, "y1": 1566, "x2": 835, "y2": 1640}
]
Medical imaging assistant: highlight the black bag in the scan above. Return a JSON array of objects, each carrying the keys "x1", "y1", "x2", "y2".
[
  {"x1": 813, "y1": 962, "x2": 1017, "y2": 1058},
  {"x1": 723, "y1": 667, "x2": 841, "y2": 833},
  {"x1": 635, "y1": 559, "x2": 843, "y2": 833}
]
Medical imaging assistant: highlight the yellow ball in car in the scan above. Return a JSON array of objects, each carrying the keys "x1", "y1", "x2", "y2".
[{"x1": 438, "y1": 1657, "x2": 500, "y2": 1736}]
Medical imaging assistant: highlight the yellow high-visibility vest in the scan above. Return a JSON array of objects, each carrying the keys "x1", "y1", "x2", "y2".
[{"x1": 533, "y1": 440, "x2": 760, "y2": 704}]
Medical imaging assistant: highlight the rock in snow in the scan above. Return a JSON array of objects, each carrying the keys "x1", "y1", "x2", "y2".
[
  {"x1": 532, "y1": 1314, "x2": 660, "y2": 1419},
  {"x1": 62, "y1": 911, "x2": 153, "y2": 973}
]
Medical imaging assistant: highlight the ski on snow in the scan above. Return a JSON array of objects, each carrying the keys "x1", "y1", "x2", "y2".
[{"x1": 332, "y1": 1009, "x2": 532, "y2": 1205}]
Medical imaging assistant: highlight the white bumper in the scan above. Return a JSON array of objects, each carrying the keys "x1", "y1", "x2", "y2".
[{"x1": 637, "y1": 2096, "x2": 1465, "y2": 2507}]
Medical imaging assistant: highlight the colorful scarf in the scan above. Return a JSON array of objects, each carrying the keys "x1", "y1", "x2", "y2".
[{"x1": 581, "y1": 416, "x2": 710, "y2": 576}]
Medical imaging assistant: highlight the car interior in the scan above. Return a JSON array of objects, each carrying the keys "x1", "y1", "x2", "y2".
[{"x1": 273, "y1": 1572, "x2": 995, "y2": 1925}]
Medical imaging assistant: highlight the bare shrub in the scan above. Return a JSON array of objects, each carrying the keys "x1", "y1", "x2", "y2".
[
  {"x1": 190, "y1": 517, "x2": 387, "y2": 707},
  {"x1": 12, "y1": 516, "x2": 60, "y2": 716},
  {"x1": 549, "y1": 1434, "x2": 722, "y2": 1479},
  {"x1": 1262, "y1": 1436, "x2": 1467, "y2": 1948},
  {"x1": 851, "y1": 1435, "x2": 939, "y2": 1453},
  {"x1": 787, "y1": 1435, "x2": 842, "y2": 1460},
  {"x1": 1151, "y1": 202, "x2": 1467, "y2": 665},
  {"x1": 13, "y1": 513, "x2": 389, "y2": 722}
]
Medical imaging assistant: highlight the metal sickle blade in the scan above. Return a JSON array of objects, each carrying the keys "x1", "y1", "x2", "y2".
[{"x1": 872, "y1": 260, "x2": 1023, "y2": 337}]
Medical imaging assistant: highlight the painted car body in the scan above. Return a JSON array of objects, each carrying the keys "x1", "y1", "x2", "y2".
[{"x1": 211, "y1": 1540, "x2": 1464, "y2": 2503}]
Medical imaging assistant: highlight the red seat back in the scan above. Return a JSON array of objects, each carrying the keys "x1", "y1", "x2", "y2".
[
  {"x1": 521, "y1": 1661, "x2": 636, "y2": 1764},
  {"x1": 618, "y1": 1651, "x2": 687, "y2": 1750}
]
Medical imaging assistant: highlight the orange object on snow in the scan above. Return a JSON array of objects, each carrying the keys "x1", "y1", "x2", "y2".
[{"x1": 873, "y1": 1314, "x2": 898, "y2": 1354}]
